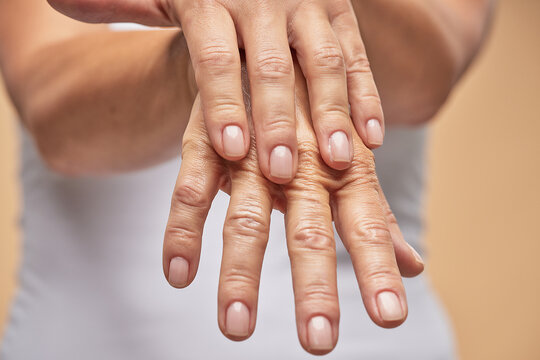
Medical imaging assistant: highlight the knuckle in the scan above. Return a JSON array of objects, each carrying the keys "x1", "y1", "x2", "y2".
[
  {"x1": 224, "y1": 205, "x2": 270, "y2": 241},
  {"x1": 221, "y1": 266, "x2": 260, "y2": 290},
  {"x1": 206, "y1": 97, "x2": 245, "y2": 119},
  {"x1": 349, "y1": 149, "x2": 376, "y2": 174},
  {"x1": 172, "y1": 179, "x2": 212, "y2": 210},
  {"x1": 260, "y1": 113, "x2": 294, "y2": 133},
  {"x1": 290, "y1": 224, "x2": 335, "y2": 253},
  {"x1": 346, "y1": 53, "x2": 372, "y2": 76},
  {"x1": 313, "y1": 102, "x2": 350, "y2": 121},
  {"x1": 354, "y1": 93, "x2": 382, "y2": 107},
  {"x1": 362, "y1": 264, "x2": 402, "y2": 285},
  {"x1": 297, "y1": 140, "x2": 321, "y2": 163},
  {"x1": 196, "y1": 43, "x2": 238, "y2": 73},
  {"x1": 312, "y1": 45, "x2": 345, "y2": 74},
  {"x1": 296, "y1": 280, "x2": 338, "y2": 309},
  {"x1": 253, "y1": 50, "x2": 293, "y2": 83},
  {"x1": 164, "y1": 223, "x2": 200, "y2": 247},
  {"x1": 349, "y1": 219, "x2": 392, "y2": 248}
]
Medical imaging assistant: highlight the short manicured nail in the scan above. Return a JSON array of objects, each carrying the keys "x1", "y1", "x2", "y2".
[
  {"x1": 329, "y1": 131, "x2": 352, "y2": 163},
  {"x1": 366, "y1": 119, "x2": 384, "y2": 146},
  {"x1": 307, "y1": 316, "x2": 333, "y2": 351},
  {"x1": 223, "y1": 125, "x2": 245, "y2": 158},
  {"x1": 226, "y1": 302, "x2": 250, "y2": 337},
  {"x1": 168, "y1": 257, "x2": 189, "y2": 288},
  {"x1": 377, "y1": 291, "x2": 404, "y2": 321},
  {"x1": 270, "y1": 145, "x2": 293, "y2": 179},
  {"x1": 407, "y1": 243, "x2": 424, "y2": 265}
]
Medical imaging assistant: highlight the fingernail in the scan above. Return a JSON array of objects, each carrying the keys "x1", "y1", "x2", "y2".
[
  {"x1": 226, "y1": 302, "x2": 250, "y2": 337},
  {"x1": 307, "y1": 316, "x2": 333, "y2": 351},
  {"x1": 223, "y1": 125, "x2": 245, "y2": 158},
  {"x1": 377, "y1": 291, "x2": 404, "y2": 321},
  {"x1": 329, "y1": 131, "x2": 352, "y2": 163},
  {"x1": 366, "y1": 119, "x2": 384, "y2": 146},
  {"x1": 168, "y1": 257, "x2": 189, "y2": 288},
  {"x1": 270, "y1": 145, "x2": 293, "y2": 179},
  {"x1": 407, "y1": 243, "x2": 424, "y2": 265}
]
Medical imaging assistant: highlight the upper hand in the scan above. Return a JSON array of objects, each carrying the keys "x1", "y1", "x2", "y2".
[
  {"x1": 49, "y1": 0, "x2": 386, "y2": 183},
  {"x1": 162, "y1": 60, "x2": 422, "y2": 355}
]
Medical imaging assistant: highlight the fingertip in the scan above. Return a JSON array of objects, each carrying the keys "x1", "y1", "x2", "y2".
[
  {"x1": 222, "y1": 124, "x2": 249, "y2": 160},
  {"x1": 223, "y1": 301, "x2": 252, "y2": 341},
  {"x1": 305, "y1": 315, "x2": 336, "y2": 355},
  {"x1": 365, "y1": 119, "x2": 384, "y2": 148},
  {"x1": 326, "y1": 130, "x2": 353, "y2": 170},
  {"x1": 374, "y1": 291, "x2": 408, "y2": 328},
  {"x1": 267, "y1": 145, "x2": 296, "y2": 184},
  {"x1": 167, "y1": 256, "x2": 190, "y2": 289}
]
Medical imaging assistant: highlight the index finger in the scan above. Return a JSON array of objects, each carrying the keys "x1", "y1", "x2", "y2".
[{"x1": 180, "y1": 4, "x2": 251, "y2": 161}]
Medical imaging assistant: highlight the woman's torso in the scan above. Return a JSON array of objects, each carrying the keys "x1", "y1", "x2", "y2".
[{"x1": 1, "y1": 124, "x2": 456, "y2": 360}]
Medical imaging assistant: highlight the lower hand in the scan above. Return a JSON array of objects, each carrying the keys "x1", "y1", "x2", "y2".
[{"x1": 162, "y1": 59, "x2": 423, "y2": 355}]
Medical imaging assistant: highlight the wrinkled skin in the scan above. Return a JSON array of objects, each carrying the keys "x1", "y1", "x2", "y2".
[
  {"x1": 163, "y1": 62, "x2": 423, "y2": 355},
  {"x1": 48, "y1": 0, "x2": 386, "y2": 183}
]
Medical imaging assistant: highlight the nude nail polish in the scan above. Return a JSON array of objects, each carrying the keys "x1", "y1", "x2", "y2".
[
  {"x1": 307, "y1": 316, "x2": 333, "y2": 351},
  {"x1": 226, "y1": 302, "x2": 250, "y2": 337},
  {"x1": 168, "y1": 257, "x2": 189, "y2": 288},
  {"x1": 366, "y1": 119, "x2": 384, "y2": 146},
  {"x1": 269, "y1": 145, "x2": 293, "y2": 179},
  {"x1": 329, "y1": 131, "x2": 352, "y2": 163},
  {"x1": 223, "y1": 125, "x2": 245, "y2": 157},
  {"x1": 377, "y1": 291, "x2": 404, "y2": 321}
]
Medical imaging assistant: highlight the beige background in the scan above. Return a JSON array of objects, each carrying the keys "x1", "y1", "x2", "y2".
[{"x1": 1, "y1": 1, "x2": 539, "y2": 359}]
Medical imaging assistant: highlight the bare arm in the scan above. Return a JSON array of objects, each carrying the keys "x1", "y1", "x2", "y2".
[
  {"x1": 351, "y1": 0, "x2": 495, "y2": 124},
  {"x1": 0, "y1": 0, "x2": 195, "y2": 175},
  {"x1": 0, "y1": 0, "x2": 494, "y2": 176}
]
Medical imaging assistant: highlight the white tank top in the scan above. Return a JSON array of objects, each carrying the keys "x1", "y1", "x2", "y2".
[{"x1": 1, "y1": 25, "x2": 455, "y2": 360}]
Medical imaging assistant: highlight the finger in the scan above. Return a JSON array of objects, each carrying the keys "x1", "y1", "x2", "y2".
[
  {"x1": 333, "y1": 173, "x2": 407, "y2": 328},
  {"x1": 237, "y1": 12, "x2": 297, "y2": 184},
  {"x1": 378, "y1": 185, "x2": 424, "y2": 278},
  {"x1": 290, "y1": 6, "x2": 353, "y2": 170},
  {"x1": 284, "y1": 179, "x2": 339, "y2": 355},
  {"x1": 180, "y1": 4, "x2": 250, "y2": 161},
  {"x1": 329, "y1": 2, "x2": 385, "y2": 148},
  {"x1": 48, "y1": 0, "x2": 174, "y2": 26},
  {"x1": 163, "y1": 100, "x2": 223, "y2": 289},
  {"x1": 218, "y1": 167, "x2": 273, "y2": 341}
]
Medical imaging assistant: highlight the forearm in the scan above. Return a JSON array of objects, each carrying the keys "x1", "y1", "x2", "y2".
[
  {"x1": 8, "y1": 30, "x2": 195, "y2": 175},
  {"x1": 351, "y1": 0, "x2": 495, "y2": 125}
]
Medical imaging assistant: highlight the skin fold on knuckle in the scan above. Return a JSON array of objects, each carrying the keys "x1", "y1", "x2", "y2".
[
  {"x1": 345, "y1": 53, "x2": 373, "y2": 77},
  {"x1": 196, "y1": 43, "x2": 239, "y2": 75},
  {"x1": 164, "y1": 223, "x2": 201, "y2": 253},
  {"x1": 171, "y1": 178, "x2": 213, "y2": 210},
  {"x1": 311, "y1": 45, "x2": 345, "y2": 75},
  {"x1": 347, "y1": 218, "x2": 392, "y2": 249},
  {"x1": 224, "y1": 204, "x2": 270, "y2": 242},
  {"x1": 294, "y1": 280, "x2": 338, "y2": 311},
  {"x1": 358, "y1": 262, "x2": 403, "y2": 289},
  {"x1": 205, "y1": 97, "x2": 246, "y2": 122},
  {"x1": 259, "y1": 111, "x2": 295, "y2": 134},
  {"x1": 289, "y1": 220, "x2": 335, "y2": 255},
  {"x1": 252, "y1": 50, "x2": 293, "y2": 84},
  {"x1": 220, "y1": 266, "x2": 261, "y2": 295},
  {"x1": 312, "y1": 103, "x2": 350, "y2": 125}
]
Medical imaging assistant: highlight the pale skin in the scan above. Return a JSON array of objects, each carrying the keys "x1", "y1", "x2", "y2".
[
  {"x1": 0, "y1": 0, "x2": 494, "y2": 355},
  {"x1": 47, "y1": 0, "x2": 495, "y2": 184},
  {"x1": 167, "y1": 62, "x2": 424, "y2": 354}
]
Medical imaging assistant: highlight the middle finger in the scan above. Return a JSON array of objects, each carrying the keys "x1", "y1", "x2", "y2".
[{"x1": 236, "y1": 10, "x2": 298, "y2": 184}]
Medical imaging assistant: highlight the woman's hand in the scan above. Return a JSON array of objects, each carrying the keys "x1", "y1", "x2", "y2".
[
  {"x1": 163, "y1": 61, "x2": 422, "y2": 355},
  {"x1": 48, "y1": 0, "x2": 385, "y2": 183}
]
